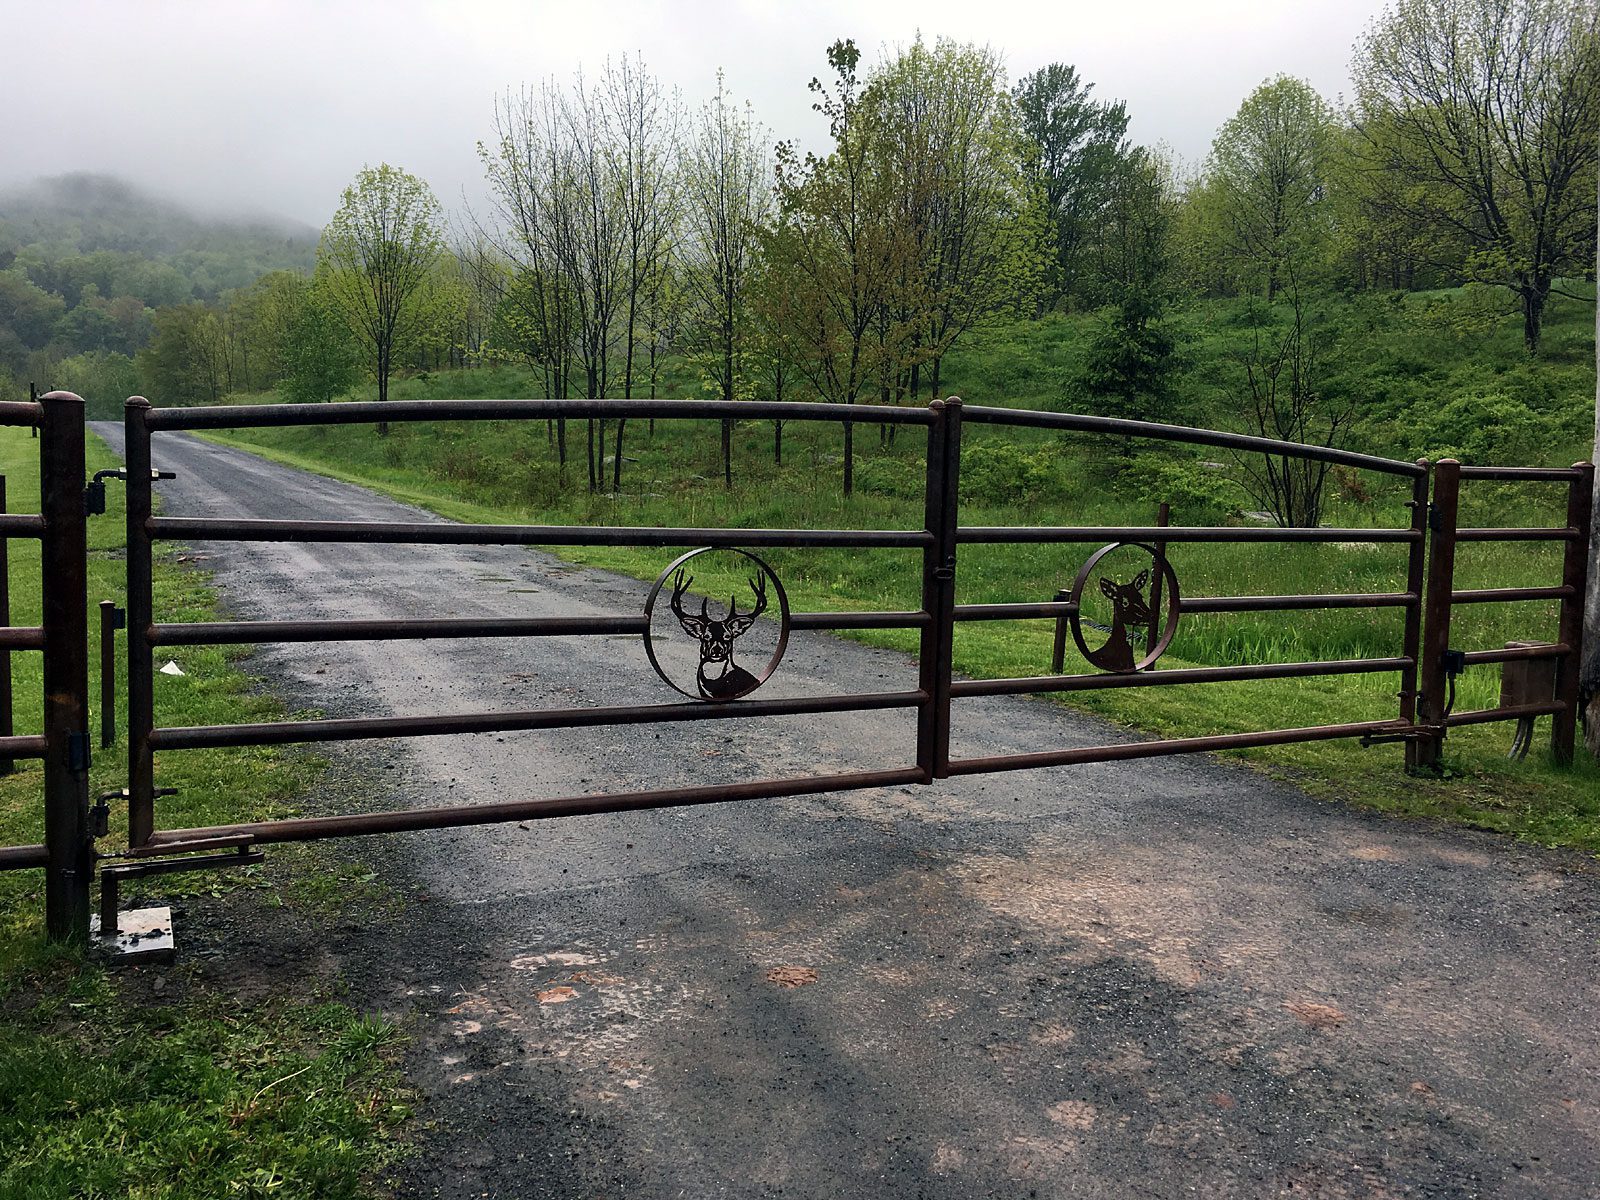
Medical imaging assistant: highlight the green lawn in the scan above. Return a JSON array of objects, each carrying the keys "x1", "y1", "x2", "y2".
[{"x1": 0, "y1": 425, "x2": 408, "y2": 1199}]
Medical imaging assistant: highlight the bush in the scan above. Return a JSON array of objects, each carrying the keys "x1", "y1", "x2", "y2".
[
  {"x1": 960, "y1": 439, "x2": 1056, "y2": 505},
  {"x1": 1416, "y1": 390, "x2": 1547, "y2": 465},
  {"x1": 1117, "y1": 453, "x2": 1241, "y2": 525},
  {"x1": 851, "y1": 455, "x2": 924, "y2": 501}
]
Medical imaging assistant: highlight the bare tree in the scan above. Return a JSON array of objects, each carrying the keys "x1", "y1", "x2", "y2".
[
  {"x1": 320, "y1": 163, "x2": 444, "y2": 434},
  {"x1": 682, "y1": 73, "x2": 772, "y2": 488}
]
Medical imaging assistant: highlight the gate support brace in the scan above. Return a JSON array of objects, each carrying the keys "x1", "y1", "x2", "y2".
[{"x1": 94, "y1": 845, "x2": 263, "y2": 964}]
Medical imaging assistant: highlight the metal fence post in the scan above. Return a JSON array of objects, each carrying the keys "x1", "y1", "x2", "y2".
[
  {"x1": 39, "y1": 391, "x2": 91, "y2": 943},
  {"x1": 1552, "y1": 461, "x2": 1594, "y2": 765},
  {"x1": 125, "y1": 397, "x2": 156, "y2": 848},
  {"x1": 916, "y1": 397, "x2": 962, "y2": 781},
  {"x1": 1399, "y1": 462, "x2": 1431, "y2": 770},
  {"x1": 99, "y1": 600, "x2": 118, "y2": 750},
  {"x1": 0, "y1": 474, "x2": 12, "y2": 777},
  {"x1": 1416, "y1": 459, "x2": 1460, "y2": 772}
]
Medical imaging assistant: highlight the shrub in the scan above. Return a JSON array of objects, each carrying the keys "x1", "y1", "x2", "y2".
[{"x1": 1117, "y1": 453, "x2": 1241, "y2": 525}]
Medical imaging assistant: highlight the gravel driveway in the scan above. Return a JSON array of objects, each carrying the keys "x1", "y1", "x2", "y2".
[{"x1": 94, "y1": 423, "x2": 1600, "y2": 1199}]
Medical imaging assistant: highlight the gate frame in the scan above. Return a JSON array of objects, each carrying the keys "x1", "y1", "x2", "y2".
[{"x1": 0, "y1": 392, "x2": 1590, "y2": 944}]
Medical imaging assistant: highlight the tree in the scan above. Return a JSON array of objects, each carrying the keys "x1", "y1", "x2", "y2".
[
  {"x1": 1207, "y1": 76, "x2": 1335, "y2": 300},
  {"x1": 1351, "y1": 0, "x2": 1600, "y2": 351},
  {"x1": 1013, "y1": 63, "x2": 1131, "y2": 308},
  {"x1": 1079, "y1": 289, "x2": 1177, "y2": 424},
  {"x1": 1586, "y1": 173, "x2": 1598, "y2": 756},
  {"x1": 1230, "y1": 289, "x2": 1353, "y2": 527},
  {"x1": 682, "y1": 73, "x2": 771, "y2": 487},
  {"x1": 319, "y1": 164, "x2": 445, "y2": 432}
]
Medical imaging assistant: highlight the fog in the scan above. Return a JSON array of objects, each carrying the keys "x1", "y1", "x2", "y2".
[{"x1": 4, "y1": 0, "x2": 1386, "y2": 227}]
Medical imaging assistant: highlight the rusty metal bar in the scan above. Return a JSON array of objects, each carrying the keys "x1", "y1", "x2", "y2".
[
  {"x1": 1456, "y1": 465, "x2": 1583, "y2": 481},
  {"x1": 0, "y1": 401, "x2": 42, "y2": 427},
  {"x1": 0, "y1": 515, "x2": 45, "y2": 538},
  {"x1": 150, "y1": 689, "x2": 928, "y2": 751},
  {"x1": 151, "y1": 610, "x2": 930, "y2": 646},
  {"x1": 147, "y1": 516, "x2": 931, "y2": 550},
  {"x1": 917, "y1": 397, "x2": 962, "y2": 782},
  {"x1": 1450, "y1": 585, "x2": 1575, "y2": 604},
  {"x1": 959, "y1": 406, "x2": 1426, "y2": 477},
  {"x1": 39, "y1": 392, "x2": 91, "y2": 943},
  {"x1": 1455, "y1": 527, "x2": 1580, "y2": 542},
  {"x1": 1552, "y1": 462, "x2": 1594, "y2": 763},
  {"x1": 0, "y1": 476, "x2": 11, "y2": 777},
  {"x1": 950, "y1": 657, "x2": 1412, "y2": 698},
  {"x1": 945, "y1": 719, "x2": 1409, "y2": 776},
  {"x1": 1447, "y1": 702, "x2": 1565, "y2": 728},
  {"x1": 957, "y1": 601, "x2": 1077, "y2": 621},
  {"x1": 0, "y1": 627, "x2": 45, "y2": 649},
  {"x1": 957, "y1": 593, "x2": 1417, "y2": 622},
  {"x1": 957, "y1": 525, "x2": 1419, "y2": 544},
  {"x1": 1147, "y1": 502, "x2": 1170, "y2": 652},
  {"x1": 1417, "y1": 459, "x2": 1461, "y2": 771},
  {"x1": 0, "y1": 735, "x2": 48, "y2": 758},
  {"x1": 125, "y1": 398, "x2": 156, "y2": 848},
  {"x1": 146, "y1": 398, "x2": 937, "y2": 432},
  {"x1": 1461, "y1": 643, "x2": 1569, "y2": 665},
  {"x1": 143, "y1": 764, "x2": 930, "y2": 847},
  {"x1": 0, "y1": 843, "x2": 47, "y2": 870}
]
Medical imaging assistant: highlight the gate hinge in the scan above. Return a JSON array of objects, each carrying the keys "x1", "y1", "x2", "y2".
[
  {"x1": 68, "y1": 731, "x2": 91, "y2": 772},
  {"x1": 1441, "y1": 649, "x2": 1466, "y2": 677},
  {"x1": 1427, "y1": 503, "x2": 1442, "y2": 533}
]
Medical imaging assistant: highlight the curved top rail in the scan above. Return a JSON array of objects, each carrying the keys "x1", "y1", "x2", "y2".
[
  {"x1": 960, "y1": 406, "x2": 1426, "y2": 477},
  {"x1": 142, "y1": 397, "x2": 936, "y2": 431}
]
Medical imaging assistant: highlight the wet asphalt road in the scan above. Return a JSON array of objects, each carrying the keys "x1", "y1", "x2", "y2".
[{"x1": 94, "y1": 424, "x2": 1600, "y2": 1199}]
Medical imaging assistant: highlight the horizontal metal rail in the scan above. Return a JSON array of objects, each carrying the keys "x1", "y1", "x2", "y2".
[
  {"x1": 0, "y1": 843, "x2": 47, "y2": 871},
  {"x1": 0, "y1": 515, "x2": 45, "y2": 539},
  {"x1": 1450, "y1": 585, "x2": 1574, "y2": 604},
  {"x1": 950, "y1": 657, "x2": 1412, "y2": 698},
  {"x1": 1460, "y1": 643, "x2": 1568, "y2": 666},
  {"x1": 141, "y1": 765, "x2": 930, "y2": 847},
  {"x1": 944, "y1": 719, "x2": 1408, "y2": 776},
  {"x1": 0, "y1": 626, "x2": 44, "y2": 650},
  {"x1": 150, "y1": 690, "x2": 927, "y2": 750},
  {"x1": 952, "y1": 593, "x2": 1417, "y2": 622},
  {"x1": 1455, "y1": 527, "x2": 1579, "y2": 542},
  {"x1": 1456, "y1": 465, "x2": 1582, "y2": 481},
  {"x1": 148, "y1": 517, "x2": 931, "y2": 549},
  {"x1": 957, "y1": 525, "x2": 1419, "y2": 544},
  {"x1": 0, "y1": 735, "x2": 47, "y2": 759},
  {"x1": 1446, "y1": 702, "x2": 1565, "y2": 728},
  {"x1": 146, "y1": 398, "x2": 937, "y2": 431},
  {"x1": 960, "y1": 406, "x2": 1426, "y2": 477},
  {"x1": 0, "y1": 402, "x2": 42, "y2": 428},
  {"x1": 152, "y1": 610, "x2": 930, "y2": 645}
]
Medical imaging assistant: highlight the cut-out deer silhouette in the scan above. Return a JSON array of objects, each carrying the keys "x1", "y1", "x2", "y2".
[
  {"x1": 669, "y1": 568, "x2": 768, "y2": 700},
  {"x1": 1094, "y1": 568, "x2": 1152, "y2": 671}
]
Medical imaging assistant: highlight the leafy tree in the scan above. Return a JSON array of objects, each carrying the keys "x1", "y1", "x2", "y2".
[
  {"x1": 319, "y1": 163, "x2": 445, "y2": 432},
  {"x1": 1206, "y1": 76, "x2": 1335, "y2": 300},
  {"x1": 1013, "y1": 63, "x2": 1131, "y2": 308},
  {"x1": 1351, "y1": 0, "x2": 1600, "y2": 351},
  {"x1": 135, "y1": 303, "x2": 228, "y2": 404},
  {"x1": 1079, "y1": 289, "x2": 1177, "y2": 424},
  {"x1": 279, "y1": 279, "x2": 361, "y2": 404}
]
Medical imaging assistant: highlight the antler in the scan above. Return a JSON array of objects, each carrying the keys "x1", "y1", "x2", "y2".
[
  {"x1": 729, "y1": 572, "x2": 768, "y2": 623},
  {"x1": 669, "y1": 569, "x2": 694, "y2": 620}
]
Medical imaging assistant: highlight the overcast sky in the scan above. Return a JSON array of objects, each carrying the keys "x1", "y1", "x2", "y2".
[{"x1": 5, "y1": 0, "x2": 1390, "y2": 228}]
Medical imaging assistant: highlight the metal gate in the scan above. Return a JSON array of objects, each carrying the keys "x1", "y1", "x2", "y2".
[{"x1": 0, "y1": 391, "x2": 1592, "y2": 944}]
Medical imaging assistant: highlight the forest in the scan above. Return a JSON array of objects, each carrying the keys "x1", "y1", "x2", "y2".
[{"x1": 0, "y1": 0, "x2": 1595, "y2": 501}]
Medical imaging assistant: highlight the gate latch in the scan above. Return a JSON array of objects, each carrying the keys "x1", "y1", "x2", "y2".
[{"x1": 85, "y1": 467, "x2": 178, "y2": 516}]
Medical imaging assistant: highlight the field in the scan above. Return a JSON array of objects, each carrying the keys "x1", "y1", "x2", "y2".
[
  {"x1": 204, "y1": 291, "x2": 1599, "y2": 850},
  {"x1": 0, "y1": 426, "x2": 406, "y2": 1199}
]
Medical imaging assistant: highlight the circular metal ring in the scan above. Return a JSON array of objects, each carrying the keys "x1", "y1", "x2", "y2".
[
  {"x1": 643, "y1": 547, "x2": 791, "y2": 702},
  {"x1": 1067, "y1": 542, "x2": 1181, "y2": 673}
]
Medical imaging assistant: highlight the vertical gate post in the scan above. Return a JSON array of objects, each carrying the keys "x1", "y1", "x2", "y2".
[
  {"x1": 0, "y1": 474, "x2": 13, "y2": 776},
  {"x1": 1399, "y1": 462, "x2": 1430, "y2": 770},
  {"x1": 39, "y1": 391, "x2": 91, "y2": 943},
  {"x1": 124, "y1": 397, "x2": 156, "y2": 848},
  {"x1": 1416, "y1": 459, "x2": 1460, "y2": 772},
  {"x1": 916, "y1": 397, "x2": 962, "y2": 781},
  {"x1": 1552, "y1": 461, "x2": 1594, "y2": 765}
]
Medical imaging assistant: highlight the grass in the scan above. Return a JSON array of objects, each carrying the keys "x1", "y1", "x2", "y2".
[
  {"x1": 0, "y1": 425, "x2": 409, "y2": 1199},
  {"x1": 197, "y1": 290, "x2": 1599, "y2": 853}
]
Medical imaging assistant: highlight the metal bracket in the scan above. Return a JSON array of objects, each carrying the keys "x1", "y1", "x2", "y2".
[
  {"x1": 85, "y1": 467, "x2": 176, "y2": 517},
  {"x1": 67, "y1": 731, "x2": 91, "y2": 772}
]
